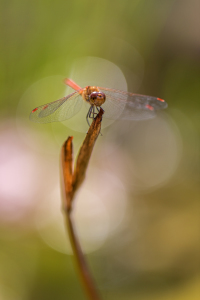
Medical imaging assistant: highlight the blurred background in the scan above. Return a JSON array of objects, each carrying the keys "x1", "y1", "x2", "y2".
[{"x1": 0, "y1": 0, "x2": 200, "y2": 299}]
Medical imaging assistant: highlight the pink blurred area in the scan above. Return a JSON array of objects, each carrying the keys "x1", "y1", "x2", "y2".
[{"x1": 0, "y1": 119, "x2": 59, "y2": 225}]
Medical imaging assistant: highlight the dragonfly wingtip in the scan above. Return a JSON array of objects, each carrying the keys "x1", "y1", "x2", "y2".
[
  {"x1": 157, "y1": 97, "x2": 165, "y2": 102},
  {"x1": 32, "y1": 107, "x2": 38, "y2": 113}
]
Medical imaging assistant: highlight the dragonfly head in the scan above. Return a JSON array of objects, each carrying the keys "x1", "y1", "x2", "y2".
[{"x1": 89, "y1": 92, "x2": 106, "y2": 107}]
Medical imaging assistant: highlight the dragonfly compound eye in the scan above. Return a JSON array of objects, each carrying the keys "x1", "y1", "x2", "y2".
[{"x1": 89, "y1": 92, "x2": 106, "y2": 106}]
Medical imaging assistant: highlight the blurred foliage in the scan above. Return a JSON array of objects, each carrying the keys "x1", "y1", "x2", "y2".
[{"x1": 0, "y1": 0, "x2": 200, "y2": 299}]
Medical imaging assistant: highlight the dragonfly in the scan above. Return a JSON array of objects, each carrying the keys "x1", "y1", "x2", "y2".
[{"x1": 30, "y1": 78, "x2": 167, "y2": 125}]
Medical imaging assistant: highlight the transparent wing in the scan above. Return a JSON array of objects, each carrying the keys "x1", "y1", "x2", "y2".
[
  {"x1": 99, "y1": 87, "x2": 168, "y2": 120},
  {"x1": 29, "y1": 92, "x2": 83, "y2": 123}
]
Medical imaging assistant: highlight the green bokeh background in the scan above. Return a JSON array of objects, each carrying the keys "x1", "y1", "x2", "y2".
[{"x1": 0, "y1": 0, "x2": 199, "y2": 299}]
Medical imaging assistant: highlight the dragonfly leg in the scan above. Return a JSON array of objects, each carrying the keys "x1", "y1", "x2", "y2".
[
  {"x1": 98, "y1": 106, "x2": 104, "y2": 113},
  {"x1": 92, "y1": 106, "x2": 95, "y2": 119},
  {"x1": 86, "y1": 106, "x2": 103, "y2": 136},
  {"x1": 92, "y1": 106, "x2": 100, "y2": 117},
  {"x1": 88, "y1": 105, "x2": 96, "y2": 120},
  {"x1": 95, "y1": 106, "x2": 103, "y2": 136},
  {"x1": 86, "y1": 106, "x2": 93, "y2": 126}
]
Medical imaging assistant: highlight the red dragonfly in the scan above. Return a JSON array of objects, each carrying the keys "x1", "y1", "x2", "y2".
[{"x1": 30, "y1": 78, "x2": 167, "y2": 125}]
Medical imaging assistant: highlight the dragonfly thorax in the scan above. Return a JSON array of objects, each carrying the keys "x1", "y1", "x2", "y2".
[{"x1": 82, "y1": 86, "x2": 106, "y2": 106}]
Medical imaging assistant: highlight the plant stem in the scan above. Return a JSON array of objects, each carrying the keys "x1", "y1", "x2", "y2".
[
  {"x1": 65, "y1": 212, "x2": 101, "y2": 300},
  {"x1": 61, "y1": 108, "x2": 104, "y2": 300}
]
